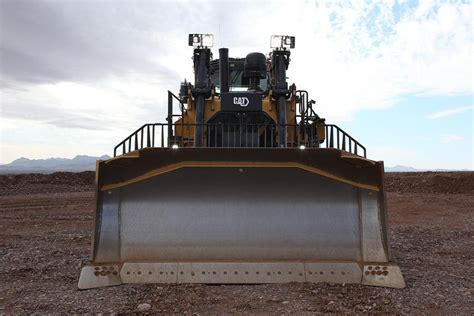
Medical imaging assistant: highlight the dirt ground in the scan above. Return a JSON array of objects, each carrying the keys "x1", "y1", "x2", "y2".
[{"x1": 0, "y1": 171, "x2": 473, "y2": 314}]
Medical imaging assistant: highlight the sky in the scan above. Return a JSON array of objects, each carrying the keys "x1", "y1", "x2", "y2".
[{"x1": 0, "y1": 0, "x2": 473, "y2": 169}]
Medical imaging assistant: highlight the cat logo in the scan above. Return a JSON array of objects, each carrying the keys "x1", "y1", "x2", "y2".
[{"x1": 233, "y1": 97, "x2": 249, "y2": 107}]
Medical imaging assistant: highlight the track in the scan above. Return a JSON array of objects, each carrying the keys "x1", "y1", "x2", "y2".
[{"x1": 0, "y1": 172, "x2": 473, "y2": 314}]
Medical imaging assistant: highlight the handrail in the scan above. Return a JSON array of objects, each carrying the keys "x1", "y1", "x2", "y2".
[
  {"x1": 325, "y1": 124, "x2": 366, "y2": 158},
  {"x1": 167, "y1": 90, "x2": 184, "y2": 119},
  {"x1": 296, "y1": 90, "x2": 319, "y2": 123},
  {"x1": 114, "y1": 122, "x2": 366, "y2": 158}
]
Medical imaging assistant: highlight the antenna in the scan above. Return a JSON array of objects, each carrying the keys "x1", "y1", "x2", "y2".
[{"x1": 218, "y1": 22, "x2": 223, "y2": 47}]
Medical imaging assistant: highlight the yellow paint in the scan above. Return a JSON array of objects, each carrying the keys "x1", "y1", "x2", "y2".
[
  {"x1": 167, "y1": 90, "x2": 335, "y2": 148},
  {"x1": 100, "y1": 161, "x2": 380, "y2": 192}
]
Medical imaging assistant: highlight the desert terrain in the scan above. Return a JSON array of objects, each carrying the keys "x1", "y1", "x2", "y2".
[{"x1": 0, "y1": 171, "x2": 473, "y2": 314}]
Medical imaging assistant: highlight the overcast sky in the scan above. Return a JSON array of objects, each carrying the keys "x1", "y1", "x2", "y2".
[{"x1": 1, "y1": 0, "x2": 473, "y2": 169}]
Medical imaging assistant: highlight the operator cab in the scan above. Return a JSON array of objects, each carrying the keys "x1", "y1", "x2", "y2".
[
  {"x1": 210, "y1": 53, "x2": 269, "y2": 93},
  {"x1": 175, "y1": 34, "x2": 301, "y2": 148}
]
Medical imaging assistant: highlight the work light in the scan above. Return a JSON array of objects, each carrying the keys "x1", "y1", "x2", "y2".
[
  {"x1": 188, "y1": 34, "x2": 214, "y2": 48},
  {"x1": 270, "y1": 35, "x2": 295, "y2": 49}
]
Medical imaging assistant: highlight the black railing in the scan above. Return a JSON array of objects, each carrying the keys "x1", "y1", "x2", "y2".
[
  {"x1": 113, "y1": 123, "x2": 366, "y2": 158},
  {"x1": 324, "y1": 124, "x2": 366, "y2": 157},
  {"x1": 296, "y1": 90, "x2": 319, "y2": 123}
]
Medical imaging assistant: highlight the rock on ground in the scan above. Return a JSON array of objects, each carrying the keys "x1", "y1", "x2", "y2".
[{"x1": 0, "y1": 171, "x2": 473, "y2": 314}]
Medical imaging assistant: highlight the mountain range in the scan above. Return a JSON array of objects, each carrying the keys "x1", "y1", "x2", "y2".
[
  {"x1": 384, "y1": 165, "x2": 421, "y2": 172},
  {"x1": 384, "y1": 165, "x2": 470, "y2": 172},
  {"x1": 0, "y1": 155, "x2": 110, "y2": 174},
  {"x1": 0, "y1": 156, "x2": 468, "y2": 174}
]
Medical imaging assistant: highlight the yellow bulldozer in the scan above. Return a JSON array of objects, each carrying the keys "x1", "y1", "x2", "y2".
[{"x1": 78, "y1": 34, "x2": 405, "y2": 289}]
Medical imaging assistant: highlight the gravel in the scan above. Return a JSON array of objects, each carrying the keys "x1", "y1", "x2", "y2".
[{"x1": 0, "y1": 172, "x2": 473, "y2": 314}]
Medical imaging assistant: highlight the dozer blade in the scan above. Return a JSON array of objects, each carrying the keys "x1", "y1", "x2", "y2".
[{"x1": 78, "y1": 148, "x2": 405, "y2": 289}]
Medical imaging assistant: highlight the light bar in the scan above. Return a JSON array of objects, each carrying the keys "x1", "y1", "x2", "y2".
[
  {"x1": 188, "y1": 34, "x2": 214, "y2": 48},
  {"x1": 270, "y1": 35, "x2": 295, "y2": 49}
]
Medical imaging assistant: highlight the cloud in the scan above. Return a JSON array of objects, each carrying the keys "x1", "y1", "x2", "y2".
[
  {"x1": 0, "y1": 0, "x2": 185, "y2": 84},
  {"x1": 1, "y1": 78, "x2": 173, "y2": 131},
  {"x1": 0, "y1": 0, "x2": 472, "y2": 164},
  {"x1": 1, "y1": 0, "x2": 472, "y2": 121},
  {"x1": 284, "y1": 0, "x2": 473, "y2": 120},
  {"x1": 427, "y1": 105, "x2": 474, "y2": 119},
  {"x1": 440, "y1": 134, "x2": 464, "y2": 143}
]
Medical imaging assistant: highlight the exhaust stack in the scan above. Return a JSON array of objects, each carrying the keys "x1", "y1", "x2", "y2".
[{"x1": 219, "y1": 48, "x2": 229, "y2": 93}]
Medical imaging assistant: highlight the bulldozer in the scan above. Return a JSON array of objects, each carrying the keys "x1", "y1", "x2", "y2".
[{"x1": 78, "y1": 34, "x2": 405, "y2": 289}]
